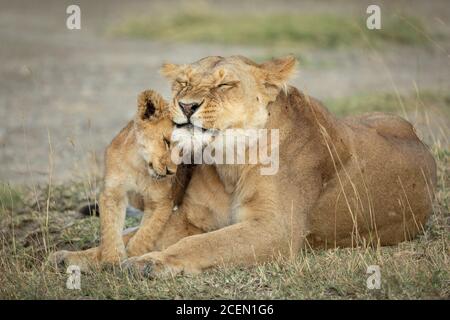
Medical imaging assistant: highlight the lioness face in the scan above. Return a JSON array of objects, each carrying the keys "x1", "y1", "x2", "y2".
[
  {"x1": 161, "y1": 55, "x2": 297, "y2": 132},
  {"x1": 135, "y1": 90, "x2": 177, "y2": 179}
]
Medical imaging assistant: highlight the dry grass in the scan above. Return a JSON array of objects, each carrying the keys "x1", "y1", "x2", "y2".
[{"x1": 0, "y1": 92, "x2": 448, "y2": 300}]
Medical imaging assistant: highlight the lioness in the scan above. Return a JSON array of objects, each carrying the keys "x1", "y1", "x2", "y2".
[
  {"x1": 50, "y1": 55, "x2": 437, "y2": 277},
  {"x1": 50, "y1": 90, "x2": 192, "y2": 270},
  {"x1": 120, "y1": 55, "x2": 436, "y2": 277}
]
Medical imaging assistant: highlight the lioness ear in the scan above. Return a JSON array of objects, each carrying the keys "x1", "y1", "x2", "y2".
[
  {"x1": 260, "y1": 55, "x2": 297, "y2": 89},
  {"x1": 137, "y1": 90, "x2": 166, "y2": 120},
  {"x1": 160, "y1": 63, "x2": 183, "y2": 80},
  {"x1": 213, "y1": 68, "x2": 227, "y2": 85}
]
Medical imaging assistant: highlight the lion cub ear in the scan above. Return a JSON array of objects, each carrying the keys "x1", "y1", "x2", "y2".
[{"x1": 137, "y1": 90, "x2": 167, "y2": 121}]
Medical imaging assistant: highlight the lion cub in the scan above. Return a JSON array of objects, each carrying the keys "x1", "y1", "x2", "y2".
[
  {"x1": 98, "y1": 89, "x2": 183, "y2": 265},
  {"x1": 50, "y1": 90, "x2": 190, "y2": 270}
]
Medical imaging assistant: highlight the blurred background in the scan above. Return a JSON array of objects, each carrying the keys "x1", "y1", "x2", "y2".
[
  {"x1": 0, "y1": 0, "x2": 448, "y2": 187},
  {"x1": 0, "y1": 0, "x2": 449, "y2": 300}
]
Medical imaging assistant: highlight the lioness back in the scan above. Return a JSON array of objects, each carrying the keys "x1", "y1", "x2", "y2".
[{"x1": 307, "y1": 98, "x2": 436, "y2": 248}]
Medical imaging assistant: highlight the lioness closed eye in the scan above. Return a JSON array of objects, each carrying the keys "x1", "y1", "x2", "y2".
[{"x1": 49, "y1": 90, "x2": 191, "y2": 270}]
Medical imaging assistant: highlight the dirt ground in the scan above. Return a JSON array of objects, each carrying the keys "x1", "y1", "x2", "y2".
[{"x1": 0, "y1": 0, "x2": 449, "y2": 185}]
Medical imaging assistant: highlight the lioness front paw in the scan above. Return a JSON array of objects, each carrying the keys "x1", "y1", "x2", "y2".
[{"x1": 121, "y1": 252, "x2": 176, "y2": 279}]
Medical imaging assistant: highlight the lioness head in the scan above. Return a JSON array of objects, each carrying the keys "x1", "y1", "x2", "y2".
[
  {"x1": 161, "y1": 55, "x2": 297, "y2": 131},
  {"x1": 135, "y1": 90, "x2": 177, "y2": 179}
]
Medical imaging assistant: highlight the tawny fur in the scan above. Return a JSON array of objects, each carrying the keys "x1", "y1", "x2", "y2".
[{"x1": 50, "y1": 56, "x2": 436, "y2": 277}]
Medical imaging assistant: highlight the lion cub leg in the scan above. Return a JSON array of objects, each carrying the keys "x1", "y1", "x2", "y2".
[
  {"x1": 98, "y1": 185, "x2": 128, "y2": 264},
  {"x1": 126, "y1": 189, "x2": 173, "y2": 257},
  {"x1": 49, "y1": 184, "x2": 132, "y2": 269},
  {"x1": 48, "y1": 227, "x2": 137, "y2": 272}
]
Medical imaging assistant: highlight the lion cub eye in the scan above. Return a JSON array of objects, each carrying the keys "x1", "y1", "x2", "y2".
[{"x1": 163, "y1": 137, "x2": 170, "y2": 149}]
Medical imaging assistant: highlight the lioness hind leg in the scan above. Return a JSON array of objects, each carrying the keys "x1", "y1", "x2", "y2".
[{"x1": 358, "y1": 113, "x2": 418, "y2": 141}]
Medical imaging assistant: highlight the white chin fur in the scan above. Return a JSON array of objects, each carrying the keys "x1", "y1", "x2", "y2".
[
  {"x1": 189, "y1": 115, "x2": 203, "y2": 128},
  {"x1": 173, "y1": 114, "x2": 188, "y2": 125},
  {"x1": 172, "y1": 125, "x2": 216, "y2": 153}
]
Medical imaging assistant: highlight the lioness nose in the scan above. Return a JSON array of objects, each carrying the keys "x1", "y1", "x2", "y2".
[{"x1": 178, "y1": 101, "x2": 202, "y2": 118}]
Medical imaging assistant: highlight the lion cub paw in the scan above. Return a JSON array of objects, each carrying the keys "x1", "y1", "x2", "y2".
[
  {"x1": 125, "y1": 238, "x2": 154, "y2": 258},
  {"x1": 48, "y1": 250, "x2": 99, "y2": 273},
  {"x1": 48, "y1": 250, "x2": 70, "y2": 271},
  {"x1": 99, "y1": 247, "x2": 127, "y2": 265}
]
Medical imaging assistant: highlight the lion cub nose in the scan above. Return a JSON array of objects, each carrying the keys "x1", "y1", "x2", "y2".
[{"x1": 178, "y1": 101, "x2": 202, "y2": 118}]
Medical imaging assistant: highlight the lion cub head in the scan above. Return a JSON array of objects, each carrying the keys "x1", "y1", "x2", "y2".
[
  {"x1": 161, "y1": 55, "x2": 297, "y2": 131},
  {"x1": 134, "y1": 90, "x2": 177, "y2": 179}
]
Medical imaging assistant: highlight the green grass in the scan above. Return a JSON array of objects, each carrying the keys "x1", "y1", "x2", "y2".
[
  {"x1": 112, "y1": 11, "x2": 430, "y2": 48},
  {"x1": 325, "y1": 90, "x2": 450, "y2": 117},
  {"x1": 0, "y1": 92, "x2": 448, "y2": 299},
  {"x1": 0, "y1": 182, "x2": 23, "y2": 214}
]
